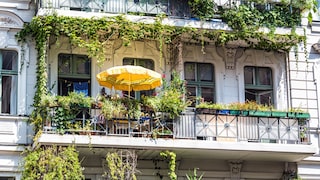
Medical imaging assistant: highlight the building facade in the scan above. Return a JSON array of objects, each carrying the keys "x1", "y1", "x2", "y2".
[{"x1": 1, "y1": 0, "x2": 320, "y2": 179}]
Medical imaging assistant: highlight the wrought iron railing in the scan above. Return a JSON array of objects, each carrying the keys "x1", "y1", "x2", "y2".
[
  {"x1": 38, "y1": 0, "x2": 287, "y2": 19},
  {"x1": 42, "y1": 106, "x2": 310, "y2": 144}
]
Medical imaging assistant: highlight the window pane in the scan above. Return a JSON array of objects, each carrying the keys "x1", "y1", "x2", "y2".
[
  {"x1": 137, "y1": 59, "x2": 154, "y2": 69},
  {"x1": 198, "y1": 63, "x2": 213, "y2": 82},
  {"x1": 186, "y1": 86, "x2": 196, "y2": 106},
  {"x1": 184, "y1": 63, "x2": 195, "y2": 81},
  {"x1": 244, "y1": 66, "x2": 254, "y2": 85},
  {"x1": 245, "y1": 90, "x2": 256, "y2": 102},
  {"x1": 201, "y1": 87, "x2": 214, "y2": 103},
  {"x1": 123, "y1": 58, "x2": 134, "y2": 65},
  {"x1": 75, "y1": 56, "x2": 90, "y2": 74},
  {"x1": 258, "y1": 67, "x2": 272, "y2": 85},
  {"x1": 2, "y1": 51, "x2": 17, "y2": 71},
  {"x1": 2, "y1": 76, "x2": 17, "y2": 114},
  {"x1": 259, "y1": 91, "x2": 272, "y2": 105},
  {"x1": 58, "y1": 54, "x2": 71, "y2": 74}
]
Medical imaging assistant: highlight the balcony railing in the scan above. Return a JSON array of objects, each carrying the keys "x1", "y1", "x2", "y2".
[
  {"x1": 42, "y1": 106, "x2": 310, "y2": 144},
  {"x1": 38, "y1": 0, "x2": 288, "y2": 19}
]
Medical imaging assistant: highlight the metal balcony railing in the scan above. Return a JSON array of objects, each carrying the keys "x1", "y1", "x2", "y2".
[
  {"x1": 38, "y1": 0, "x2": 289, "y2": 19},
  {"x1": 42, "y1": 106, "x2": 310, "y2": 145}
]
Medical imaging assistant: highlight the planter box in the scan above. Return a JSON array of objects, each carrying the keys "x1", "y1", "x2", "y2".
[
  {"x1": 296, "y1": 112, "x2": 310, "y2": 119},
  {"x1": 196, "y1": 108, "x2": 216, "y2": 114},
  {"x1": 248, "y1": 110, "x2": 272, "y2": 117},
  {"x1": 271, "y1": 111, "x2": 287, "y2": 118},
  {"x1": 229, "y1": 110, "x2": 241, "y2": 116},
  {"x1": 216, "y1": 110, "x2": 230, "y2": 115},
  {"x1": 241, "y1": 110, "x2": 249, "y2": 116},
  {"x1": 287, "y1": 112, "x2": 296, "y2": 118}
]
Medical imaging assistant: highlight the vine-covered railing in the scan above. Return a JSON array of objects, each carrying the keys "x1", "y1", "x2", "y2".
[
  {"x1": 42, "y1": 105, "x2": 311, "y2": 145},
  {"x1": 38, "y1": 0, "x2": 304, "y2": 23}
]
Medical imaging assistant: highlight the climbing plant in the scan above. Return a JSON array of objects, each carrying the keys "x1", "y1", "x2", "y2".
[
  {"x1": 21, "y1": 145, "x2": 84, "y2": 180},
  {"x1": 160, "y1": 150, "x2": 177, "y2": 180},
  {"x1": 104, "y1": 150, "x2": 138, "y2": 180},
  {"x1": 15, "y1": 0, "x2": 315, "y2": 131}
]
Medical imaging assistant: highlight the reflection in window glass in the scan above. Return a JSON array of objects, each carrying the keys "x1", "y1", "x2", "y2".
[
  {"x1": 198, "y1": 63, "x2": 213, "y2": 82},
  {"x1": 2, "y1": 51, "x2": 17, "y2": 71},
  {"x1": 58, "y1": 54, "x2": 71, "y2": 74},
  {"x1": 258, "y1": 68, "x2": 272, "y2": 85},
  {"x1": 184, "y1": 63, "x2": 196, "y2": 81},
  {"x1": 75, "y1": 56, "x2": 90, "y2": 74},
  {"x1": 244, "y1": 66, "x2": 254, "y2": 85}
]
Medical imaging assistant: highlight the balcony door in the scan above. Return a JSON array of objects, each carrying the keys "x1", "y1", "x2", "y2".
[{"x1": 58, "y1": 53, "x2": 91, "y2": 96}]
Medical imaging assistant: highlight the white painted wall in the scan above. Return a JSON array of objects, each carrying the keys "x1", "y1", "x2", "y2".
[{"x1": 0, "y1": 1, "x2": 35, "y2": 179}]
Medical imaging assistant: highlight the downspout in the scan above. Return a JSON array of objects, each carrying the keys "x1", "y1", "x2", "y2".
[
  {"x1": 313, "y1": 62, "x2": 320, "y2": 153},
  {"x1": 285, "y1": 51, "x2": 292, "y2": 110}
]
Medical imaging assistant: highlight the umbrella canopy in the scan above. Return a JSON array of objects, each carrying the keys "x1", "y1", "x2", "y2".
[{"x1": 96, "y1": 65, "x2": 162, "y2": 91}]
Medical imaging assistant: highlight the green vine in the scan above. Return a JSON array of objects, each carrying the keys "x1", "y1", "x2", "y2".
[
  {"x1": 16, "y1": 2, "x2": 311, "y2": 132},
  {"x1": 160, "y1": 150, "x2": 177, "y2": 180},
  {"x1": 105, "y1": 150, "x2": 137, "y2": 180},
  {"x1": 21, "y1": 145, "x2": 84, "y2": 180}
]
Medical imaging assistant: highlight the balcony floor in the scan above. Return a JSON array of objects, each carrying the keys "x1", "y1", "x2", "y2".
[{"x1": 38, "y1": 134, "x2": 317, "y2": 162}]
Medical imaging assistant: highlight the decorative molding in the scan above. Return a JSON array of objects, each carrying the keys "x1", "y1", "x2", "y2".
[
  {"x1": 229, "y1": 160, "x2": 242, "y2": 180},
  {"x1": 224, "y1": 47, "x2": 237, "y2": 69},
  {"x1": 0, "y1": 11, "x2": 24, "y2": 28},
  {"x1": 0, "y1": 1, "x2": 31, "y2": 10}
]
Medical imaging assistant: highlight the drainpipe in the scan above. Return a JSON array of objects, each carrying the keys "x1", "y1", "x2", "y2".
[
  {"x1": 313, "y1": 62, "x2": 320, "y2": 152},
  {"x1": 285, "y1": 51, "x2": 292, "y2": 110}
]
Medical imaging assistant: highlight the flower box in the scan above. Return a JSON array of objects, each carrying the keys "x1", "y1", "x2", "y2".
[
  {"x1": 296, "y1": 112, "x2": 310, "y2": 119},
  {"x1": 287, "y1": 112, "x2": 296, "y2": 118},
  {"x1": 241, "y1": 110, "x2": 249, "y2": 116},
  {"x1": 229, "y1": 110, "x2": 241, "y2": 116},
  {"x1": 196, "y1": 108, "x2": 216, "y2": 114},
  {"x1": 271, "y1": 111, "x2": 287, "y2": 118},
  {"x1": 216, "y1": 110, "x2": 230, "y2": 115},
  {"x1": 248, "y1": 110, "x2": 272, "y2": 117}
]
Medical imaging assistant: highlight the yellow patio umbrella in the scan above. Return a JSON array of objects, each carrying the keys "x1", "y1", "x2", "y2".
[{"x1": 96, "y1": 65, "x2": 162, "y2": 92}]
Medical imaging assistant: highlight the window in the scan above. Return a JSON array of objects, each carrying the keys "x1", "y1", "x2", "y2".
[
  {"x1": 123, "y1": 58, "x2": 155, "y2": 99},
  {"x1": 0, "y1": 50, "x2": 18, "y2": 114},
  {"x1": 184, "y1": 62, "x2": 215, "y2": 105},
  {"x1": 0, "y1": 177, "x2": 15, "y2": 180},
  {"x1": 58, "y1": 54, "x2": 91, "y2": 96},
  {"x1": 244, "y1": 66, "x2": 273, "y2": 105}
]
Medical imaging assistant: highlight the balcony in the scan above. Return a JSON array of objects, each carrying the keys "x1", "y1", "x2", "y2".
[
  {"x1": 37, "y1": 0, "x2": 294, "y2": 19},
  {"x1": 37, "y1": 103, "x2": 316, "y2": 162},
  {"x1": 0, "y1": 115, "x2": 32, "y2": 145},
  {"x1": 40, "y1": 105, "x2": 311, "y2": 144}
]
